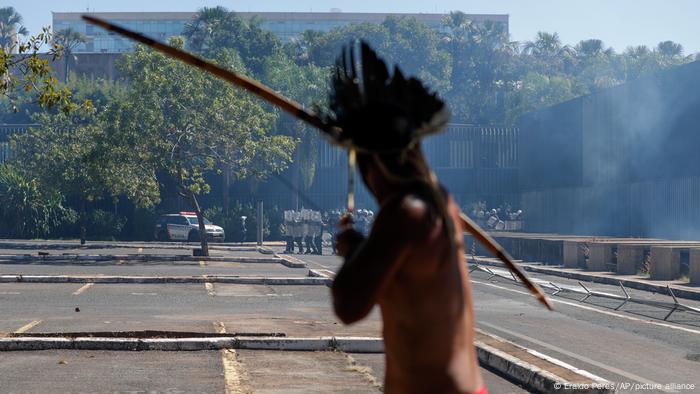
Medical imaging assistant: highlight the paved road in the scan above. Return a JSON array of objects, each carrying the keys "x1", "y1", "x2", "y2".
[
  {"x1": 286, "y1": 250, "x2": 700, "y2": 393},
  {"x1": 0, "y1": 242, "x2": 528, "y2": 393}
]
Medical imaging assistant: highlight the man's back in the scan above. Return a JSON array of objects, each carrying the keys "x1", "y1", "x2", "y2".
[
  {"x1": 333, "y1": 187, "x2": 484, "y2": 394},
  {"x1": 377, "y1": 192, "x2": 482, "y2": 393}
]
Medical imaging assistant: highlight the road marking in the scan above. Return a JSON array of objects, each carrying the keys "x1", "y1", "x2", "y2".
[
  {"x1": 472, "y1": 279, "x2": 700, "y2": 336},
  {"x1": 130, "y1": 292, "x2": 157, "y2": 296},
  {"x1": 217, "y1": 294, "x2": 294, "y2": 298},
  {"x1": 205, "y1": 282, "x2": 215, "y2": 296},
  {"x1": 72, "y1": 283, "x2": 93, "y2": 296},
  {"x1": 479, "y1": 321, "x2": 675, "y2": 393},
  {"x1": 199, "y1": 260, "x2": 207, "y2": 268},
  {"x1": 14, "y1": 320, "x2": 42, "y2": 334},
  {"x1": 0, "y1": 291, "x2": 20, "y2": 295},
  {"x1": 215, "y1": 322, "x2": 251, "y2": 394},
  {"x1": 214, "y1": 321, "x2": 227, "y2": 334}
]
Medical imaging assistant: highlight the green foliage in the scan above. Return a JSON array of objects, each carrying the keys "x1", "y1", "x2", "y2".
[
  {"x1": 113, "y1": 37, "x2": 295, "y2": 201},
  {"x1": 0, "y1": 25, "x2": 89, "y2": 114},
  {"x1": 0, "y1": 7, "x2": 28, "y2": 52},
  {"x1": 183, "y1": 6, "x2": 282, "y2": 76},
  {"x1": 84, "y1": 209, "x2": 127, "y2": 240},
  {"x1": 12, "y1": 105, "x2": 160, "y2": 209},
  {"x1": 204, "y1": 203, "x2": 285, "y2": 242},
  {"x1": 0, "y1": 165, "x2": 74, "y2": 238}
]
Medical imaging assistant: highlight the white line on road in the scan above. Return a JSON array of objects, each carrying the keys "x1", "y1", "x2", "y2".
[
  {"x1": 72, "y1": 283, "x2": 93, "y2": 296},
  {"x1": 14, "y1": 320, "x2": 42, "y2": 334},
  {"x1": 205, "y1": 282, "x2": 215, "y2": 296},
  {"x1": 215, "y1": 322, "x2": 251, "y2": 394},
  {"x1": 130, "y1": 292, "x2": 157, "y2": 296},
  {"x1": 478, "y1": 321, "x2": 676, "y2": 393},
  {"x1": 0, "y1": 291, "x2": 20, "y2": 295},
  {"x1": 216, "y1": 294, "x2": 294, "y2": 298},
  {"x1": 471, "y1": 279, "x2": 700, "y2": 336}
]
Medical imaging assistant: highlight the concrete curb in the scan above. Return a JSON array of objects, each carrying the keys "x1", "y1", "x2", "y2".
[
  {"x1": 475, "y1": 330, "x2": 614, "y2": 394},
  {"x1": 0, "y1": 336, "x2": 382, "y2": 352},
  {"x1": 0, "y1": 275, "x2": 331, "y2": 285},
  {"x1": 471, "y1": 256, "x2": 700, "y2": 302},
  {"x1": 0, "y1": 241, "x2": 285, "y2": 251},
  {"x1": 0, "y1": 254, "x2": 284, "y2": 264},
  {"x1": 0, "y1": 332, "x2": 611, "y2": 393},
  {"x1": 274, "y1": 254, "x2": 308, "y2": 269}
]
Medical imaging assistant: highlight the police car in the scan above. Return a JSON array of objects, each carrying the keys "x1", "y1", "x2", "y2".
[{"x1": 154, "y1": 212, "x2": 225, "y2": 242}]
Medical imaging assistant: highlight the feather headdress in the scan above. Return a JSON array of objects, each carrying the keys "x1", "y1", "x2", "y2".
[{"x1": 321, "y1": 41, "x2": 450, "y2": 153}]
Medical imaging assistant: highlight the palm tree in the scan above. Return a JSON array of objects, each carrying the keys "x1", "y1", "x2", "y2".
[
  {"x1": 183, "y1": 6, "x2": 230, "y2": 53},
  {"x1": 575, "y1": 39, "x2": 605, "y2": 58},
  {"x1": 53, "y1": 28, "x2": 88, "y2": 81},
  {"x1": 656, "y1": 40, "x2": 683, "y2": 59},
  {"x1": 0, "y1": 7, "x2": 28, "y2": 53},
  {"x1": 522, "y1": 32, "x2": 567, "y2": 58}
]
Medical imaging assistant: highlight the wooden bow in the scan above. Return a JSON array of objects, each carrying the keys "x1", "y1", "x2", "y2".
[{"x1": 82, "y1": 15, "x2": 552, "y2": 310}]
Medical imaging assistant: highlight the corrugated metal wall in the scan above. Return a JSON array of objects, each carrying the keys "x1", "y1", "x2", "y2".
[
  {"x1": 523, "y1": 177, "x2": 700, "y2": 238},
  {"x1": 519, "y1": 61, "x2": 700, "y2": 239},
  {"x1": 305, "y1": 124, "x2": 520, "y2": 210},
  {"x1": 0, "y1": 125, "x2": 31, "y2": 163}
]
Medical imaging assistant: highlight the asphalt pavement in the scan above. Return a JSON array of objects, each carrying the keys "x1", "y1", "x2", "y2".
[{"x1": 0, "y1": 241, "x2": 530, "y2": 393}]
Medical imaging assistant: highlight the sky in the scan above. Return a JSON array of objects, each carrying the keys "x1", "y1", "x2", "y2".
[{"x1": 6, "y1": 0, "x2": 700, "y2": 54}]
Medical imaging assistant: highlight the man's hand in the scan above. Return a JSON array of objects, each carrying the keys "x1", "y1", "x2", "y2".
[{"x1": 336, "y1": 228, "x2": 365, "y2": 257}]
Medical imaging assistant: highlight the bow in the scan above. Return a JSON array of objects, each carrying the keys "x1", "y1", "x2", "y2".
[{"x1": 82, "y1": 15, "x2": 552, "y2": 311}]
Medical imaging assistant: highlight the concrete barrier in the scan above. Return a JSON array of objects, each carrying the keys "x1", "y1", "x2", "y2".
[
  {"x1": 587, "y1": 244, "x2": 612, "y2": 271},
  {"x1": 539, "y1": 240, "x2": 563, "y2": 265},
  {"x1": 562, "y1": 241, "x2": 579, "y2": 268},
  {"x1": 650, "y1": 247, "x2": 681, "y2": 281},
  {"x1": 616, "y1": 245, "x2": 645, "y2": 275},
  {"x1": 689, "y1": 249, "x2": 700, "y2": 285}
]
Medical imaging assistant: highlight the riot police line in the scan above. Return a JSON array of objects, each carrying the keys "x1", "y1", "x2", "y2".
[{"x1": 282, "y1": 208, "x2": 375, "y2": 255}]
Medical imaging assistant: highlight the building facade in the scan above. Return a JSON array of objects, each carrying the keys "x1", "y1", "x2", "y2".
[{"x1": 52, "y1": 11, "x2": 508, "y2": 53}]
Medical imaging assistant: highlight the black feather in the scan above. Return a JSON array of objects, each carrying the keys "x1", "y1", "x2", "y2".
[{"x1": 322, "y1": 41, "x2": 449, "y2": 153}]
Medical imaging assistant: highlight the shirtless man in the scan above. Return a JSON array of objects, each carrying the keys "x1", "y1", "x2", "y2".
[{"x1": 332, "y1": 147, "x2": 486, "y2": 394}]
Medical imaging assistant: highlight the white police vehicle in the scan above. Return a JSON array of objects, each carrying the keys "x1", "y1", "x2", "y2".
[{"x1": 154, "y1": 212, "x2": 225, "y2": 242}]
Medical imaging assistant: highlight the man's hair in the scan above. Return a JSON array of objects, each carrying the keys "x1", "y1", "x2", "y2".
[{"x1": 358, "y1": 143, "x2": 431, "y2": 184}]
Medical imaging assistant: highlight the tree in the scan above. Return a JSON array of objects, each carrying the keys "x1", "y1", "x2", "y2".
[
  {"x1": 53, "y1": 27, "x2": 88, "y2": 82},
  {"x1": 183, "y1": 6, "x2": 281, "y2": 76},
  {"x1": 573, "y1": 39, "x2": 619, "y2": 92},
  {"x1": 0, "y1": 164, "x2": 74, "y2": 239},
  {"x1": 113, "y1": 38, "x2": 295, "y2": 255},
  {"x1": 0, "y1": 7, "x2": 27, "y2": 53},
  {"x1": 441, "y1": 12, "x2": 517, "y2": 123},
  {"x1": 11, "y1": 76, "x2": 159, "y2": 243},
  {"x1": 263, "y1": 52, "x2": 330, "y2": 207},
  {"x1": 505, "y1": 72, "x2": 576, "y2": 124},
  {"x1": 0, "y1": 27, "x2": 82, "y2": 113}
]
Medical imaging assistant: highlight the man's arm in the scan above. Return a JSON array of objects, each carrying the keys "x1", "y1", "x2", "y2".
[{"x1": 332, "y1": 195, "x2": 433, "y2": 324}]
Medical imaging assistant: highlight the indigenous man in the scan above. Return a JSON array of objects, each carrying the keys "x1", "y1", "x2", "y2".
[{"x1": 328, "y1": 42, "x2": 486, "y2": 394}]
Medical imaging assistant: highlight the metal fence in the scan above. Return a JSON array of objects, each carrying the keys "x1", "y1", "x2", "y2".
[
  {"x1": 469, "y1": 262, "x2": 700, "y2": 322},
  {"x1": 0, "y1": 124, "x2": 33, "y2": 163}
]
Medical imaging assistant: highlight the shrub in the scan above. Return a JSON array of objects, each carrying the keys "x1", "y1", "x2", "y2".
[{"x1": 0, "y1": 165, "x2": 74, "y2": 239}]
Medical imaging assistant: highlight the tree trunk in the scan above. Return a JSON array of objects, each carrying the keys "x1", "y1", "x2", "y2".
[
  {"x1": 79, "y1": 196, "x2": 86, "y2": 245},
  {"x1": 64, "y1": 52, "x2": 70, "y2": 83},
  {"x1": 222, "y1": 164, "x2": 231, "y2": 213},
  {"x1": 188, "y1": 191, "x2": 209, "y2": 257},
  {"x1": 292, "y1": 149, "x2": 300, "y2": 210}
]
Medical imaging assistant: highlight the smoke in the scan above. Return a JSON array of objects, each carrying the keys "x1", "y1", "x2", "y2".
[{"x1": 520, "y1": 61, "x2": 700, "y2": 239}]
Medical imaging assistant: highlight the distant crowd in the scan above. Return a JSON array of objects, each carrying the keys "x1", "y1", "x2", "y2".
[{"x1": 468, "y1": 202, "x2": 524, "y2": 231}]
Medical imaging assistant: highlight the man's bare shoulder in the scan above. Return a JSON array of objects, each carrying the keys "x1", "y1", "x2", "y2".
[{"x1": 374, "y1": 193, "x2": 438, "y2": 238}]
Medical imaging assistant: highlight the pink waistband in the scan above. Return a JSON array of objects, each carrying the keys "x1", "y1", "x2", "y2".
[{"x1": 470, "y1": 385, "x2": 488, "y2": 394}]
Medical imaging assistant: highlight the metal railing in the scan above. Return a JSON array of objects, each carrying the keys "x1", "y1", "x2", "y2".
[{"x1": 469, "y1": 261, "x2": 700, "y2": 322}]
